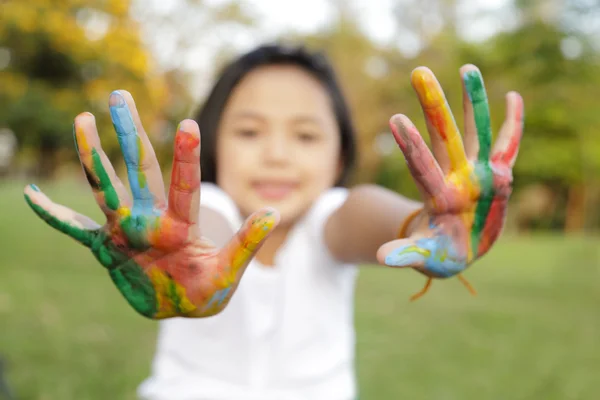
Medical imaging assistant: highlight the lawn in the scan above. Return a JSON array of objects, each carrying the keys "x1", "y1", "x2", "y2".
[{"x1": 0, "y1": 179, "x2": 598, "y2": 400}]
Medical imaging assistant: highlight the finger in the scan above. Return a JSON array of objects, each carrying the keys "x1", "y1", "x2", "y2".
[
  {"x1": 491, "y1": 92, "x2": 524, "y2": 168},
  {"x1": 475, "y1": 196, "x2": 508, "y2": 257},
  {"x1": 377, "y1": 237, "x2": 426, "y2": 269},
  {"x1": 109, "y1": 90, "x2": 166, "y2": 213},
  {"x1": 217, "y1": 208, "x2": 280, "y2": 282},
  {"x1": 411, "y1": 67, "x2": 467, "y2": 173},
  {"x1": 389, "y1": 114, "x2": 445, "y2": 198},
  {"x1": 74, "y1": 112, "x2": 130, "y2": 217},
  {"x1": 463, "y1": 66, "x2": 492, "y2": 163},
  {"x1": 167, "y1": 120, "x2": 201, "y2": 226},
  {"x1": 379, "y1": 235, "x2": 466, "y2": 278},
  {"x1": 24, "y1": 184, "x2": 101, "y2": 247}
]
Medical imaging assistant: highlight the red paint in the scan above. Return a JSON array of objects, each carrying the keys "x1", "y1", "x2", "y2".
[
  {"x1": 176, "y1": 130, "x2": 200, "y2": 153},
  {"x1": 477, "y1": 197, "x2": 507, "y2": 256},
  {"x1": 492, "y1": 94, "x2": 523, "y2": 166},
  {"x1": 426, "y1": 109, "x2": 448, "y2": 141},
  {"x1": 169, "y1": 131, "x2": 201, "y2": 223},
  {"x1": 501, "y1": 95, "x2": 523, "y2": 164}
]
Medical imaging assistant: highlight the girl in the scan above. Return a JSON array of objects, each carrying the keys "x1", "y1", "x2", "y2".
[{"x1": 24, "y1": 44, "x2": 524, "y2": 400}]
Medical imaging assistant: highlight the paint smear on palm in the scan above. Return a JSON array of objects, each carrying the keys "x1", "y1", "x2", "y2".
[{"x1": 147, "y1": 266, "x2": 196, "y2": 318}]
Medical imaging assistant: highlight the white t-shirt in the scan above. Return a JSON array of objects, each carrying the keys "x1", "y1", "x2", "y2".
[{"x1": 138, "y1": 183, "x2": 359, "y2": 400}]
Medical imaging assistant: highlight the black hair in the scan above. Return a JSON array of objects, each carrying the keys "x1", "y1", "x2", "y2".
[{"x1": 193, "y1": 43, "x2": 357, "y2": 187}]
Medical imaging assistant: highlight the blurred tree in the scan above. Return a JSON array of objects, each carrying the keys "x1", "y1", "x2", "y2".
[{"x1": 0, "y1": 0, "x2": 168, "y2": 179}]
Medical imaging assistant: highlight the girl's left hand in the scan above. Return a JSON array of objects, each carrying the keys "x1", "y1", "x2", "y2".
[{"x1": 377, "y1": 64, "x2": 524, "y2": 300}]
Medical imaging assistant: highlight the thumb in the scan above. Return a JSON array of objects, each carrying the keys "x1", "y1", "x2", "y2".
[
  {"x1": 24, "y1": 184, "x2": 101, "y2": 247},
  {"x1": 217, "y1": 207, "x2": 280, "y2": 282},
  {"x1": 377, "y1": 237, "x2": 429, "y2": 269}
]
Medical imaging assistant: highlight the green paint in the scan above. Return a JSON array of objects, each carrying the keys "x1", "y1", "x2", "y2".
[
  {"x1": 166, "y1": 276, "x2": 183, "y2": 314},
  {"x1": 109, "y1": 260, "x2": 158, "y2": 318},
  {"x1": 24, "y1": 192, "x2": 95, "y2": 247},
  {"x1": 136, "y1": 135, "x2": 148, "y2": 189},
  {"x1": 91, "y1": 149, "x2": 120, "y2": 211},
  {"x1": 464, "y1": 71, "x2": 492, "y2": 163},
  {"x1": 90, "y1": 232, "x2": 128, "y2": 268},
  {"x1": 471, "y1": 164, "x2": 495, "y2": 255},
  {"x1": 26, "y1": 182, "x2": 159, "y2": 320},
  {"x1": 119, "y1": 215, "x2": 151, "y2": 249}
]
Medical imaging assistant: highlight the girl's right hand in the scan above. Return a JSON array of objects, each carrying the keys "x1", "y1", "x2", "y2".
[{"x1": 24, "y1": 90, "x2": 279, "y2": 320}]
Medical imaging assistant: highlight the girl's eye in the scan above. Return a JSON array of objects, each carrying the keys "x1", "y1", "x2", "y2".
[
  {"x1": 236, "y1": 129, "x2": 259, "y2": 138},
  {"x1": 297, "y1": 132, "x2": 319, "y2": 143}
]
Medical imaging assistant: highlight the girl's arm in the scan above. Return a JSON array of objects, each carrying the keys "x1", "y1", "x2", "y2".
[
  {"x1": 324, "y1": 64, "x2": 524, "y2": 300},
  {"x1": 325, "y1": 184, "x2": 422, "y2": 264}
]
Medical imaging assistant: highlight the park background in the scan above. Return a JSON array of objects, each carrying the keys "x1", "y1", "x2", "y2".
[{"x1": 1, "y1": 0, "x2": 599, "y2": 399}]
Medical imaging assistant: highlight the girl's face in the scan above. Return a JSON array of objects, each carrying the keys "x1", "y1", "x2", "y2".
[{"x1": 216, "y1": 64, "x2": 342, "y2": 226}]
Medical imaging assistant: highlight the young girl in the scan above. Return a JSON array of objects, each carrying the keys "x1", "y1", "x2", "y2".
[{"x1": 24, "y1": 44, "x2": 524, "y2": 399}]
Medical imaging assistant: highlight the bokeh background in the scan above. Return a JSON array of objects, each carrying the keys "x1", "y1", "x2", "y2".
[{"x1": 1, "y1": 0, "x2": 599, "y2": 399}]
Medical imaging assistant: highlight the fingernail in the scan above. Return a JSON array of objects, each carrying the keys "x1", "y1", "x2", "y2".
[
  {"x1": 30, "y1": 184, "x2": 40, "y2": 192},
  {"x1": 109, "y1": 91, "x2": 126, "y2": 107}
]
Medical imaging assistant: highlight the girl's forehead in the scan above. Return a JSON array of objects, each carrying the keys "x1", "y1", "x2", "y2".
[{"x1": 223, "y1": 65, "x2": 335, "y2": 120}]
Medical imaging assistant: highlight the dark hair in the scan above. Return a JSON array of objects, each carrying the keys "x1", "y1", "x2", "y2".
[{"x1": 193, "y1": 43, "x2": 357, "y2": 187}]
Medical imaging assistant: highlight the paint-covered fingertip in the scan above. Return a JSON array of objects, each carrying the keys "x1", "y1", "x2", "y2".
[
  {"x1": 384, "y1": 248, "x2": 425, "y2": 268},
  {"x1": 109, "y1": 90, "x2": 128, "y2": 107},
  {"x1": 411, "y1": 66, "x2": 434, "y2": 78},
  {"x1": 459, "y1": 63, "x2": 480, "y2": 75},
  {"x1": 28, "y1": 183, "x2": 40, "y2": 192},
  {"x1": 410, "y1": 68, "x2": 445, "y2": 109},
  {"x1": 383, "y1": 245, "x2": 427, "y2": 268},
  {"x1": 256, "y1": 207, "x2": 280, "y2": 230},
  {"x1": 240, "y1": 208, "x2": 280, "y2": 252},
  {"x1": 177, "y1": 119, "x2": 200, "y2": 135}
]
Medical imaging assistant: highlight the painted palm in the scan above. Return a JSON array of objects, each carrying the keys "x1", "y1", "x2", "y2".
[
  {"x1": 380, "y1": 65, "x2": 524, "y2": 300},
  {"x1": 24, "y1": 91, "x2": 279, "y2": 319}
]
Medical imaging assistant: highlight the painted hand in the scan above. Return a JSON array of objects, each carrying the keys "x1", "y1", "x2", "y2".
[
  {"x1": 24, "y1": 90, "x2": 279, "y2": 319},
  {"x1": 377, "y1": 65, "x2": 524, "y2": 300}
]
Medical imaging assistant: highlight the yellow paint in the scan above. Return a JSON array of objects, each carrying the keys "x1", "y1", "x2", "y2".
[
  {"x1": 412, "y1": 69, "x2": 467, "y2": 171},
  {"x1": 148, "y1": 266, "x2": 196, "y2": 318},
  {"x1": 215, "y1": 213, "x2": 277, "y2": 288},
  {"x1": 117, "y1": 207, "x2": 131, "y2": 217},
  {"x1": 75, "y1": 123, "x2": 91, "y2": 154}
]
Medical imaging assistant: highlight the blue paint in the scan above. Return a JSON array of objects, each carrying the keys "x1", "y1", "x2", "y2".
[
  {"x1": 385, "y1": 246, "x2": 428, "y2": 267},
  {"x1": 385, "y1": 235, "x2": 466, "y2": 278},
  {"x1": 205, "y1": 287, "x2": 231, "y2": 310},
  {"x1": 109, "y1": 91, "x2": 155, "y2": 214},
  {"x1": 30, "y1": 184, "x2": 40, "y2": 192}
]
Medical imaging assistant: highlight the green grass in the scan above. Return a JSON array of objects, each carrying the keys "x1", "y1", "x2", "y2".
[{"x1": 1, "y1": 179, "x2": 599, "y2": 400}]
